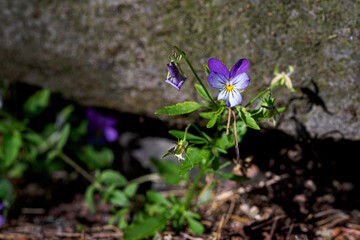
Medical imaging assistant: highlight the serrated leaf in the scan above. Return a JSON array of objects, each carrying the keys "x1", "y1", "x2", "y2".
[
  {"x1": 194, "y1": 84, "x2": 211, "y2": 101},
  {"x1": 1, "y1": 131, "x2": 22, "y2": 168},
  {"x1": 237, "y1": 107, "x2": 260, "y2": 130},
  {"x1": 85, "y1": 184, "x2": 96, "y2": 213},
  {"x1": 179, "y1": 148, "x2": 211, "y2": 176},
  {"x1": 123, "y1": 216, "x2": 166, "y2": 240},
  {"x1": 23, "y1": 89, "x2": 51, "y2": 118},
  {"x1": 155, "y1": 101, "x2": 204, "y2": 115}
]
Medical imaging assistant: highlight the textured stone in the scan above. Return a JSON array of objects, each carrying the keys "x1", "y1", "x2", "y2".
[{"x1": 0, "y1": 0, "x2": 359, "y2": 139}]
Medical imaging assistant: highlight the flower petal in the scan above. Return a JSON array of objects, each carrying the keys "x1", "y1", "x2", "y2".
[
  {"x1": 230, "y1": 58, "x2": 249, "y2": 78},
  {"x1": 229, "y1": 90, "x2": 243, "y2": 107},
  {"x1": 167, "y1": 62, "x2": 179, "y2": 78},
  {"x1": 104, "y1": 127, "x2": 119, "y2": 142},
  {"x1": 217, "y1": 89, "x2": 230, "y2": 107},
  {"x1": 165, "y1": 79, "x2": 184, "y2": 91},
  {"x1": 208, "y1": 58, "x2": 229, "y2": 78},
  {"x1": 232, "y1": 73, "x2": 250, "y2": 90},
  {"x1": 208, "y1": 72, "x2": 228, "y2": 89}
]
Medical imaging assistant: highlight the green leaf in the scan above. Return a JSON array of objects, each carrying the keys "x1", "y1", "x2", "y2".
[
  {"x1": 110, "y1": 190, "x2": 129, "y2": 207},
  {"x1": 220, "y1": 172, "x2": 249, "y2": 182},
  {"x1": 85, "y1": 184, "x2": 96, "y2": 213},
  {"x1": 8, "y1": 163, "x2": 26, "y2": 178},
  {"x1": 185, "y1": 216, "x2": 205, "y2": 234},
  {"x1": 56, "y1": 123, "x2": 71, "y2": 150},
  {"x1": 78, "y1": 145, "x2": 114, "y2": 169},
  {"x1": 169, "y1": 130, "x2": 208, "y2": 144},
  {"x1": 203, "y1": 64, "x2": 210, "y2": 74},
  {"x1": 100, "y1": 170, "x2": 127, "y2": 187},
  {"x1": 199, "y1": 111, "x2": 215, "y2": 119},
  {"x1": 46, "y1": 149, "x2": 59, "y2": 162},
  {"x1": 56, "y1": 105, "x2": 74, "y2": 126},
  {"x1": 211, "y1": 156, "x2": 219, "y2": 170},
  {"x1": 206, "y1": 115, "x2": 217, "y2": 128},
  {"x1": 124, "y1": 183, "x2": 138, "y2": 198},
  {"x1": 1, "y1": 131, "x2": 22, "y2": 168},
  {"x1": 179, "y1": 148, "x2": 211, "y2": 176},
  {"x1": 0, "y1": 178, "x2": 15, "y2": 212},
  {"x1": 151, "y1": 158, "x2": 186, "y2": 184},
  {"x1": 194, "y1": 84, "x2": 211, "y2": 102},
  {"x1": 146, "y1": 190, "x2": 172, "y2": 207},
  {"x1": 237, "y1": 107, "x2": 260, "y2": 130},
  {"x1": 155, "y1": 101, "x2": 204, "y2": 115},
  {"x1": 23, "y1": 89, "x2": 51, "y2": 118},
  {"x1": 123, "y1": 216, "x2": 166, "y2": 240},
  {"x1": 118, "y1": 214, "x2": 128, "y2": 229}
]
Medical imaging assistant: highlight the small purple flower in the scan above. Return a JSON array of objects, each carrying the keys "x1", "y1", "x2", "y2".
[
  {"x1": 165, "y1": 62, "x2": 186, "y2": 91},
  {"x1": 86, "y1": 108, "x2": 119, "y2": 143},
  {"x1": 207, "y1": 58, "x2": 250, "y2": 108},
  {"x1": 0, "y1": 201, "x2": 5, "y2": 227}
]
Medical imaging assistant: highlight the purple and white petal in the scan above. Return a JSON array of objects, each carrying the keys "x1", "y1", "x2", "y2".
[
  {"x1": 228, "y1": 90, "x2": 243, "y2": 107},
  {"x1": 165, "y1": 79, "x2": 184, "y2": 91},
  {"x1": 167, "y1": 63, "x2": 179, "y2": 78},
  {"x1": 208, "y1": 72, "x2": 228, "y2": 89},
  {"x1": 208, "y1": 58, "x2": 229, "y2": 78},
  {"x1": 217, "y1": 89, "x2": 230, "y2": 107},
  {"x1": 231, "y1": 73, "x2": 250, "y2": 90},
  {"x1": 229, "y1": 58, "x2": 249, "y2": 78}
]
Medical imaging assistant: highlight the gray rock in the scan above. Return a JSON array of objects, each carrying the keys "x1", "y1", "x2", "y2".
[{"x1": 0, "y1": 1, "x2": 359, "y2": 139}]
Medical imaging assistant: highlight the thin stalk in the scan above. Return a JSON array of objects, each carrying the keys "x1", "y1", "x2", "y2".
[
  {"x1": 129, "y1": 173, "x2": 161, "y2": 185},
  {"x1": 185, "y1": 123, "x2": 211, "y2": 143},
  {"x1": 58, "y1": 152, "x2": 94, "y2": 183},
  {"x1": 173, "y1": 46, "x2": 218, "y2": 107},
  {"x1": 184, "y1": 166, "x2": 206, "y2": 208},
  {"x1": 244, "y1": 84, "x2": 277, "y2": 108},
  {"x1": 232, "y1": 110, "x2": 240, "y2": 164},
  {"x1": 226, "y1": 108, "x2": 231, "y2": 135}
]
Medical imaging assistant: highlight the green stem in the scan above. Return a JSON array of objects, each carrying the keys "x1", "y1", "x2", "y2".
[
  {"x1": 185, "y1": 123, "x2": 211, "y2": 143},
  {"x1": 173, "y1": 46, "x2": 218, "y2": 107},
  {"x1": 184, "y1": 166, "x2": 206, "y2": 208},
  {"x1": 244, "y1": 84, "x2": 277, "y2": 108},
  {"x1": 58, "y1": 152, "x2": 94, "y2": 183},
  {"x1": 129, "y1": 173, "x2": 161, "y2": 185}
]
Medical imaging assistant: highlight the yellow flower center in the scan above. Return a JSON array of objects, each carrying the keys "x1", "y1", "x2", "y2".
[{"x1": 225, "y1": 84, "x2": 234, "y2": 92}]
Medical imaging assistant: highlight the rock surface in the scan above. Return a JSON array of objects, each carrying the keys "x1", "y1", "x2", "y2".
[{"x1": 0, "y1": 0, "x2": 359, "y2": 139}]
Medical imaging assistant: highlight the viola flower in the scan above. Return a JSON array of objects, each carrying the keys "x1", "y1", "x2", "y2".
[
  {"x1": 161, "y1": 139, "x2": 189, "y2": 163},
  {"x1": 165, "y1": 62, "x2": 186, "y2": 91},
  {"x1": 86, "y1": 108, "x2": 119, "y2": 144},
  {"x1": 271, "y1": 66, "x2": 295, "y2": 92},
  {"x1": 0, "y1": 201, "x2": 5, "y2": 227},
  {"x1": 207, "y1": 58, "x2": 250, "y2": 108}
]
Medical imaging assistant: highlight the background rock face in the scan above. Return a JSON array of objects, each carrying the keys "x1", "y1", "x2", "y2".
[{"x1": 0, "y1": 0, "x2": 359, "y2": 139}]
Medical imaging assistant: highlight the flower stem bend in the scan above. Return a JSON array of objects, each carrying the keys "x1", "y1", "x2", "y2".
[{"x1": 173, "y1": 46, "x2": 218, "y2": 107}]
